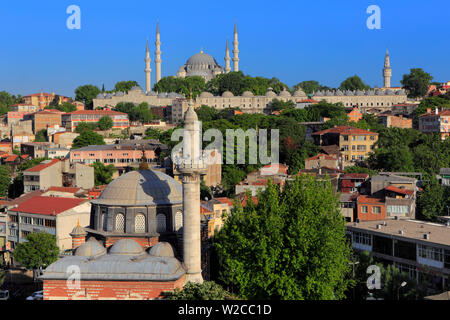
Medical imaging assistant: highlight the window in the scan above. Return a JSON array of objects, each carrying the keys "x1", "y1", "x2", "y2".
[
  {"x1": 20, "y1": 216, "x2": 32, "y2": 224},
  {"x1": 115, "y1": 213, "x2": 125, "y2": 233},
  {"x1": 135, "y1": 214, "x2": 146, "y2": 233},
  {"x1": 101, "y1": 210, "x2": 108, "y2": 231},
  {"x1": 361, "y1": 206, "x2": 368, "y2": 213},
  {"x1": 343, "y1": 145, "x2": 349, "y2": 151},
  {"x1": 21, "y1": 230, "x2": 31, "y2": 238},
  {"x1": 33, "y1": 218, "x2": 44, "y2": 226},
  {"x1": 357, "y1": 145, "x2": 366, "y2": 151},
  {"x1": 156, "y1": 214, "x2": 166, "y2": 233},
  {"x1": 418, "y1": 244, "x2": 443, "y2": 262},
  {"x1": 387, "y1": 205, "x2": 409, "y2": 215},
  {"x1": 44, "y1": 219, "x2": 56, "y2": 228},
  {"x1": 353, "y1": 232, "x2": 372, "y2": 246},
  {"x1": 343, "y1": 135, "x2": 349, "y2": 141},
  {"x1": 9, "y1": 229, "x2": 18, "y2": 237},
  {"x1": 372, "y1": 206, "x2": 381, "y2": 214},
  {"x1": 174, "y1": 211, "x2": 183, "y2": 232},
  {"x1": 352, "y1": 145, "x2": 355, "y2": 151}
]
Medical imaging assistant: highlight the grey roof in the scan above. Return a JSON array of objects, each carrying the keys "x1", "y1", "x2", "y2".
[
  {"x1": 186, "y1": 52, "x2": 219, "y2": 66},
  {"x1": 75, "y1": 238, "x2": 106, "y2": 257},
  {"x1": 222, "y1": 91, "x2": 234, "y2": 97},
  {"x1": 108, "y1": 239, "x2": 144, "y2": 255},
  {"x1": 371, "y1": 173, "x2": 417, "y2": 183},
  {"x1": 130, "y1": 86, "x2": 142, "y2": 92},
  {"x1": 91, "y1": 170, "x2": 182, "y2": 206},
  {"x1": 149, "y1": 242, "x2": 176, "y2": 257},
  {"x1": 41, "y1": 241, "x2": 185, "y2": 281}
]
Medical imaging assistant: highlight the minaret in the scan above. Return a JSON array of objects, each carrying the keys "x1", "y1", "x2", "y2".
[
  {"x1": 178, "y1": 97, "x2": 206, "y2": 284},
  {"x1": 232, "y1": 22, "x2": 239, "y2": 72},
  {"x1": 155, "y1": 21, "x2": 162, "y2": 84},
  {"x1": 145, "y1": 39, "x2": 151, "y2": 93},
  {"x1": 224, "y1": 39, "x2": 231, "y2": 73},
  {"x1": 383, "y1": 50, "x2": 392, "y2": 88}
]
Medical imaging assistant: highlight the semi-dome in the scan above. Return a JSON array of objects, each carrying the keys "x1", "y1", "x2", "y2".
[
  {"x1": 109, "y1": 239, "x2": 144, "y2": 255},
  {"x1": 149, "y1": 242, "x2": 175, "y2": 257},
  {"x1": 222, "y1": 91, "x2": 234, "y2": 97},
  {"x1": 75, "y1": 238, "x2": 107, "y2": 257},
  {"x1": 242, "y1": 91, "x2": 254, "y2": 97},
  {"x1": 199, "y1": 91, "x2": 214, "y2": 98},
  {"x1": 92, "y1": 170, "x2": 182, "y2": 206}
]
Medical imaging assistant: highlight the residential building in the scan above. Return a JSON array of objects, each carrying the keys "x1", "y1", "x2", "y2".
[
  {"x1": 439, "y1": 168, "x2": 450, "y2": 186},
  {"x1": 51, "y1": 131, "x2": 79, "y2": 148},
  {"x1": 305, "y1": 153, "x2": 339, "y2": 170},
  {"x1": 45, "y1": 147, "x2": 70, "y2": 159},
  {"x1": 0, "y1": 142, "x2": 12, "y2": 153},
  {"x1": 11, "y1": 104, "x2": 39, "y2": 113},
  {"x1": 296, "y1": 99, "x2": 319, "y2": 109},
  {"x1": 370, "y1": 173, "x2": 417, "y2": 197},
  {"x1": 23, "y1": 110, "x2": 62, "y2": 134},
  {"x1": 347, "y1": 219, "x2": 450, "y2": 291},
  {"x1": 356, "y1": 195, "x2": 386, "y2": 221},
  {"x1": 22, "y1": 92, "x2": 71, "y2": 109},
  {"x1": 20, "y1": 142, "x2": 56, "y2": 158},
  {"x1": 312, "y1": 126, "x2": 378, "y2": 169},
  {"x1": 12, "y1": 131, "x2": 35, "y2": 149},
  {"x1": 61, "y1": 110, "x2": 129, "y2": 132},
  {"x1": 378, "y1": 112, "x2": 412, "y2": 129},
  {"x1": 419, "y1": 108, "x2": 450, "y2": 140},
  {"x1": 23, "y1": 159, "x2": 94, "y2": 193},
  {"x1": 7, "y1": 196, "x2": 90, "y2": 251},
  {"x1": 339, "y1": 173, "x2": 369, "y2": 194}
]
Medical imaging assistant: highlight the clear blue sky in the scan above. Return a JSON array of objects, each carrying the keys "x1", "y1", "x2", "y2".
[{"x1": 1, "y1": 0, "x2": 449, "y2": 98}]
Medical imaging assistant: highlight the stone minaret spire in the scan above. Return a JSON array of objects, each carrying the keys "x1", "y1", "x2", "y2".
[
  {"x1": 383, "y1": 49, "x2": 392, "y2": 88},
  {"x1": 232, "y1": 22, "x2": 239, "y2": 72},
  {"x1": 224, "y1": 39, "x2": 231, "y2": 73},
  {"x1": 145, "y1": 39, "x2": 152, "y2": 93},
  {"x1": 155, "y1": 21, "x2": 162, "y2": 83},
  {"x1": 178, "y1": 98, "x2": 206, "y2": 284}
]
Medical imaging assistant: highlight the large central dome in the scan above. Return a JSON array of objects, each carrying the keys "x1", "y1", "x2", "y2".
[
  {"x1": 92, "y1": 170, "x2": 182, "y2": 206},
  {"x1": 186, "y1": 52, "x2": 219, "y2": 66}
]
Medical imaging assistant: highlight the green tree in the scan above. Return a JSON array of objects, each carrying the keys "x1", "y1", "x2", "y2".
[
  {"x1": 412, "y1": 96, "x2": 450, "y2": 127},
  {"x1": 72, "y1": 130, "x2": 105, "y2": 149},
  {"x1": 114, "y1": 80, "x2": 139, "y2": 93},
  {"x1": 339, "y1": 75, "x2": 370, "y2": 91},
  {"x1": 90, "y1": 162, "x2": 116, "y2": 186},
  {"x1": 34, "y1": 129, "x2": 47, "y2": 142},
  {"x1": 13, "y1": 232, "x2": 59, "y2": 280},
  {"x1": 75, "y1": 122, "x2": 98, "y2": 133},
  {"x1": 0, "y1": 165, "x2": 11, "y2": 198},
  {"x1": 46, "y1": 102, "x2": 77, "y2": 113},
  {"x1": 97, "y1": 116, "x2": 113, "y2": 130},
  {"x1": 214, "y1": 175, "x2": 352, "y2": 299},
  {"x1": 416, "y1": 173, "x2": 445, "y2": 222},
  {"x1": 74, "y1": 84, "x2": 101, "y2": 109},
  {"x1": 168, "y1": 281, "x2": 231, "y2": 300},
  {"x1": 0, "y1": 91, "x2": 21, "y2": 115},
  {"x1": 292, "y1": 80, "x2": 324, "y2": 95},
  {"x1": 268, "y1": 99, "x2": 295, "y2": 112},
  {"x1": 401, "y1": 68, "x2": 433, "y2": 99},
  {"x1": 200, "y1": 179, "x2": 212, "y2": 200},
  {"x1": 196, "y1": 105, "x2": 218, "y2": 122}
]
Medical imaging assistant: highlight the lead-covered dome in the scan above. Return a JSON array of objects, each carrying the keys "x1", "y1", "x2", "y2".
[
  {"x1": 92, "y1": 170, "x2": 182, "y2": 206},
  {"x1": 75, "y1": 238, "x2": 107, "y2": 257},
  {"x1": 109, "y1": 239, "x2": 144, "y2": 255},
  {"x1": 149, "y1": 242, "x2": 175, "y2": 257}
]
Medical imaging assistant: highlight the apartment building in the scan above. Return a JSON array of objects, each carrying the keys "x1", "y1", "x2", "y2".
[
  {"x1": 419, "y1": 108, "x2": 450, "y2": 140},
  {"x1": 23, "y1": 110, "x2": 63, "y2": 134},
  {"x1": 347, "y1": 219, "x2": 450, "y2": 291},
  {"x1": 61, "y1": 110, "x2": 129, "y2": 132},
  {"x1": 312, "y1": 126, "x2": 378, "y2": 169},
  {"x1": 22, "y1": 92, "x2": 71, "y2": 109},
  {"x1": 7, "y1": 196, "x2": 90, "y2": 252},
  {"x1": 378, "y1": 112, "x2": 412, "y2": 129},
  {"x1": 23, "y1": 159, "x2": 94, "y2": 193}
]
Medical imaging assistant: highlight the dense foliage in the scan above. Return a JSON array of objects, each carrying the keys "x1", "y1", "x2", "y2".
[
  {"x1": 339, "y1": 75, "x2": 371, "y2": 91},
  {"x1": 91, "y1": 161, "x2": 116, "y2": 186},
  {"x1": 72, "y1": 129, "x2": 105, "y2": 149},
  {"x1": 74, "y1": 84, "x2": 101, "y2": 109},
  {"x1": 214, "y1": 176, "x2": 352, "y2": 299},
  {"x1": 97, "y1": 116, "x2": 113, "y2": 130},
  {"x1": 168, "y1": 281, "x2": 231, "y2": 300},
  {"x1": 115, "y1": 102, "x2": 158, "y2": 124},
  {"x1": 13, "y1": 232, "x2": 59, "y2": 271},
  {"x1": 401, "y1": 68, "x2": 433, "y2": 99},
  {"x1": 0, "y1": 165, "x2": 11, "y2": 198}
]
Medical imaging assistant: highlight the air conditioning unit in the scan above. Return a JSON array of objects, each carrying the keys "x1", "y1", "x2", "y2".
[{"x1": 423, "y1": 233, "x2": 430, "y2": 240}]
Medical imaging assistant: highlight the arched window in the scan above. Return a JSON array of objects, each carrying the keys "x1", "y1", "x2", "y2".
[
  {"x1": 135, "y1": 214, "x2": 146, "y2": 233},
  {"x1": 115, "y1": 213, "x2": 125, "y2": 233},
  {"x1": 156, "y1": 214, "x2": 166, "y2": 233},
  {"x1": 101, "y1": 210, "x2": 107, "y2": 231},
  {"x1": 175, "y1": 211, "x2": 183, "y2": 231}
]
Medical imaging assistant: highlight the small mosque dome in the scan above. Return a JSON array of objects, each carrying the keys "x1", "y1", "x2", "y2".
[
  {"x1": 396, "y1": 89, "x2": 406, "y2": 95},
  {"x1": 325, "y1": 90, "x2": 334, "y2": 96},
  {"x1": 375, "y1": 89, "x2": 383, "y2": 96},
  {"x1": 315, "y1": 90, "x2": 324, "y2": 96},
  {"x1": 96, "y1": 93, "x2": 105, "y2": 99},
  {"x1": 146, "y1": 91, "x2": 158, "y2": 96},
  {"x1": 386, "y1": 89, "x2": 393, "y2": 95},
  {"x1": 168, "y1": 92, "x2": 179, "y2": 98},
  {"x1": 355, "y1": 90, "x2": 364, "y2": 96},
  {"x1": 222, "y1": 91, "x2": 234, "y2": 98},
  {"x1": 75, "y1": 238, "x2": 107, "y2": 257},
  {"x1": 293, "y1": 88, "x2": 306, "y2": 97},
  {"x1": 242, "y1": 91, "x2": 254, "y2": 97},
  {"x1": 336, "y1": 89, "x2": 344, "y2": 96},
  {"x1": 200, "y1": 91, "x2": 214, "y2": 98},
  {"x1": 278, "y1": 89, "x2": 291, "y2": 97},
  {"x1": 158, "y1": 92, "x2": 168, "y2": 98},
  {"x1": 109, "y1": 239, "x2": 144, "y2": 255},
  {"x1": 265, "y1": 88, "x2": 277, "y2": 97},
  {"x1": 115, "y1": 91, "x2": 124, "y2": 97},
  {"x1": 130, "y1": 86, "x2": 142, "y2": 92},
  {"x1": 70, "y1": 224, "x2": 87, "y2": 237},
  {"x1": 105, "y1": 94, "x2": 112, "y2": 99},
  {"x1": 366, "y1": 90, "x2": 375, "y2": 95},
  {"x1": 149, "y1": 242, "x2": 175, "y2": 257}
]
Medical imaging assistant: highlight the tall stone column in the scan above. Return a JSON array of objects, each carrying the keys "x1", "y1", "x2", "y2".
[
  {"x1": 224, "y1": 39, "x2": 231, "y2": 74},
  {"x1": 155, "y1": 22, "x2": 162, "y2": 83},
  {"x1": 145, "y1": 39, "x2": 151, "y2": 93},
  {"x1": 383, "y1": 50, "x2": 392, "y2": 88},
  {"x1": 233, "y1": 22, "x2": 239, "y2": 72},
  {"x1": 178, "y1": 100, "x2": 206, "y2": 284}
]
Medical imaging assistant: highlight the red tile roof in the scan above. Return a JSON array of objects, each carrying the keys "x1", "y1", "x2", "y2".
[
  {"x1": 385, "y1": 185, "x2": 414, "y2": 196},
  {"x1": 25, "y1": 159, "x2": 60, "y2": 172},
  {"x1": 214, "y1": 197, "x2": 234, "y2": 207},
  {"x1": 9, "y1": 196, "x2": 87, "y2": 215},
  {"x1": 357, "y1": 195, "x2": 384, "y2": 204},
  {"x1": 4, "y1": 155, "x2": 18, "y2": 162},
  {"x1": 342, "y1": 173, "x2": 369, "y2": 179},
  {"x1": 341, "y1": 180, "x2": 354, "y2": 188},
  {"x1": 298, "y1": 99, "x2": 319, "y2": 103},
  {"x1": 47, "y1": 186, "x2": 81, "y2": 193},
  {"x1": 67, "y1": 110, "x2": 127, "y2": 116},
  {"x1": 312, "y1": 126, "x2": 378, "y2": 136},
  {"x1": 420, "y1": 110, "x2": 450, "y2": 118},
  {"x1": 260, "y1": 163, "x2": 288, "y2": 175},
  {"x1": 306, "y1": 153, "x2": 337, "y2": 161}
]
